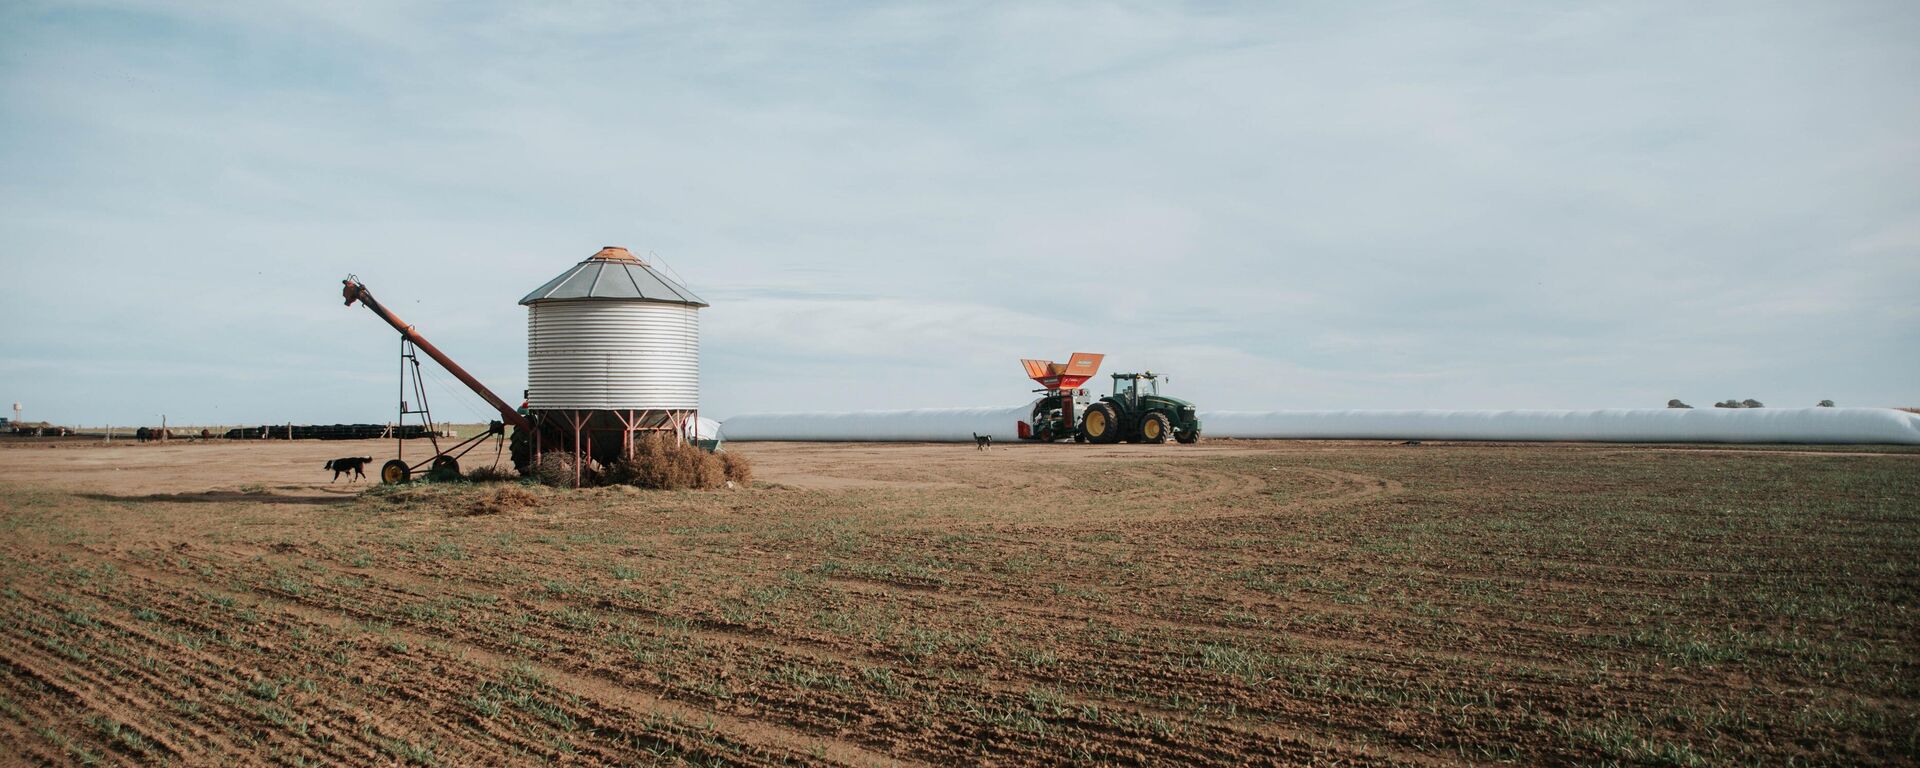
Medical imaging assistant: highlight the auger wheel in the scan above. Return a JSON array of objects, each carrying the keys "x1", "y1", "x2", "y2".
[
  {"x1": 380, "y1": 459, "x2": 410, "y2": 485},
  {"x1": 428, "y1": 456, "x2": 461, "y2": 482}
]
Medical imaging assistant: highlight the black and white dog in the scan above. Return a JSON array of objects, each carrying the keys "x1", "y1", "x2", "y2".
[
  {"x1": 972, "y1": 433, "x2": 992, "y2": 451},
  {"x1": 324, "y1": 457, "x2": 373, "y2": 483}
]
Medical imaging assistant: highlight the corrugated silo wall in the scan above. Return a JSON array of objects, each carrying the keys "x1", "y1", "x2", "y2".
[{"x1": 527, "y1": 301, "x2": 699, "y2": 411}]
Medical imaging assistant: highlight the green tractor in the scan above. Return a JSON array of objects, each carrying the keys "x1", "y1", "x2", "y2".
[{"x1": 1078, "y1": 372, "x2": 1201, "y2": 444}]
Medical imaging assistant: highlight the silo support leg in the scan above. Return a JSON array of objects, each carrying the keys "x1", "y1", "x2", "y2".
[
  {"x1": 615, "y1": 409, "x2": 639, "y2": 461},
  {"x1": 570, "y1": 410, "x2": 590, "y2": 488}
]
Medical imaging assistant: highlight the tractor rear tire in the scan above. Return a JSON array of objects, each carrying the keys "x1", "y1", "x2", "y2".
[
  {"x1": 1139, "y1": 412, "x2": 1171, "y2": 444},
  {"x1": 1080, "y1": 402, "x2": 1122, "y2": 444},
  {"x1": 380, "y1": 460, "x2": 411, "y2": 485},
  {"x1": 509, "y1": 428, "x2": 531, "y2": 473}
]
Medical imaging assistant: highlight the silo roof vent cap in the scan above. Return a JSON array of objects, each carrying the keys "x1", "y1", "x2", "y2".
[{"x1": 590, "y1": 246, "x2": 644, "y2": 265}]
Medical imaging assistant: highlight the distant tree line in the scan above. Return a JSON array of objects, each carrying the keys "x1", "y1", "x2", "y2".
[{"x1": 1665, "y1": 399, "x2": 1837, "y2": 409}]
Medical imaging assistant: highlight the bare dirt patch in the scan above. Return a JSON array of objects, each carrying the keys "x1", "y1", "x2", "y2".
[{"x1": 2, "y1": 437, "x2": 1915, "y2": 765}]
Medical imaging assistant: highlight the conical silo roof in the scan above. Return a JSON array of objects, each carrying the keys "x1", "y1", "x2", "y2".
[{"x1": 519, "y1": 246, "x2": 708, "y2": 307}]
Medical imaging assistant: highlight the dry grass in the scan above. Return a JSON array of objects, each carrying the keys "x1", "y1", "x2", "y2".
[
  {"x1": 718, "y1": 450, "x2": 753, "y2": 485},
  {"x1": 464, "y1": 485, "x2": 539, "y2": 515},
  {"x1": 465, "y1": 464, "x2": 519, "y2": 483}
]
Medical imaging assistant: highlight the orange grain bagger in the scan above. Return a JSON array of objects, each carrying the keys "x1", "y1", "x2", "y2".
[{"x1": 1019, "y1": 353, "x2": 1105, "y2": 441}]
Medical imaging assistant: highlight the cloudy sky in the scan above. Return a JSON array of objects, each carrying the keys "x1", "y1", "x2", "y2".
[{"x1": 2, "y1": 1, "x2": 1915, "y2": 426}]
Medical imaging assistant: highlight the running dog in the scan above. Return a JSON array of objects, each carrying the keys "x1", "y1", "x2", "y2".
[
  {"x1": 972, "y1": 433, "x2": 992, "y2": 451},
  {"x1": 324, "y1": 457, "x2": 374, "y2": 482}
]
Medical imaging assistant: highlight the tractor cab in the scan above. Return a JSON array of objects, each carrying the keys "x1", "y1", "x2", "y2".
[{"x1": 1113, "y1": 372, "x2": 1161, "y2": 404}]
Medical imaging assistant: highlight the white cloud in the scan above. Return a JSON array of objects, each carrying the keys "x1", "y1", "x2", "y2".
[{"x1": 2, "y1": 1, "x2": 1916, "y2": 425}]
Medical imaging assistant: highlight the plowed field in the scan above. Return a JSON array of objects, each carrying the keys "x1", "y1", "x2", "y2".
[{"x1": 2, "y1": 437, "x2": 1916, "y2": 766}]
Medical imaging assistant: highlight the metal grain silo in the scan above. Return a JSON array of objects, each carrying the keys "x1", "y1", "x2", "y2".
[{"x1": 514, "y1": 246, "x2": 708, "y2": 473}]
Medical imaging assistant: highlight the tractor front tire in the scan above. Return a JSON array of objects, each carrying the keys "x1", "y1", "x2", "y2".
[
  {"x1": 380, "y1": 460, "x2": 411, "y2": 485},
  {"x1": 1140, "y1": 412, "x2": 1171, "y2": 444},
  {"x1": 1175, "y1": 426, "x2": 1201, "y2": 444},
  {"x1": 1080, "y1": 403, "x2": 1122, "y2": 444}
]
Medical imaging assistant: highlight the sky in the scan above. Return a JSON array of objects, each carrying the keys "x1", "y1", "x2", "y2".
[{"x1": 1, "y1": 1, "x2": 1916, "y2": 427}]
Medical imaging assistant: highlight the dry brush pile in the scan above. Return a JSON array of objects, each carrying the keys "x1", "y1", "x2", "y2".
[
  {"x1": 464, "y1": 435, "x2": 750, "y2": 491},
  {"x1": 591, "y1": 435, "x2": 751, "y2": 491}
]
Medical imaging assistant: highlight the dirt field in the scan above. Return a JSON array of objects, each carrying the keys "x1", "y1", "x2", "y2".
[{"x1": 2, "y1": 437, "x2": 1916, "y2": 766}]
